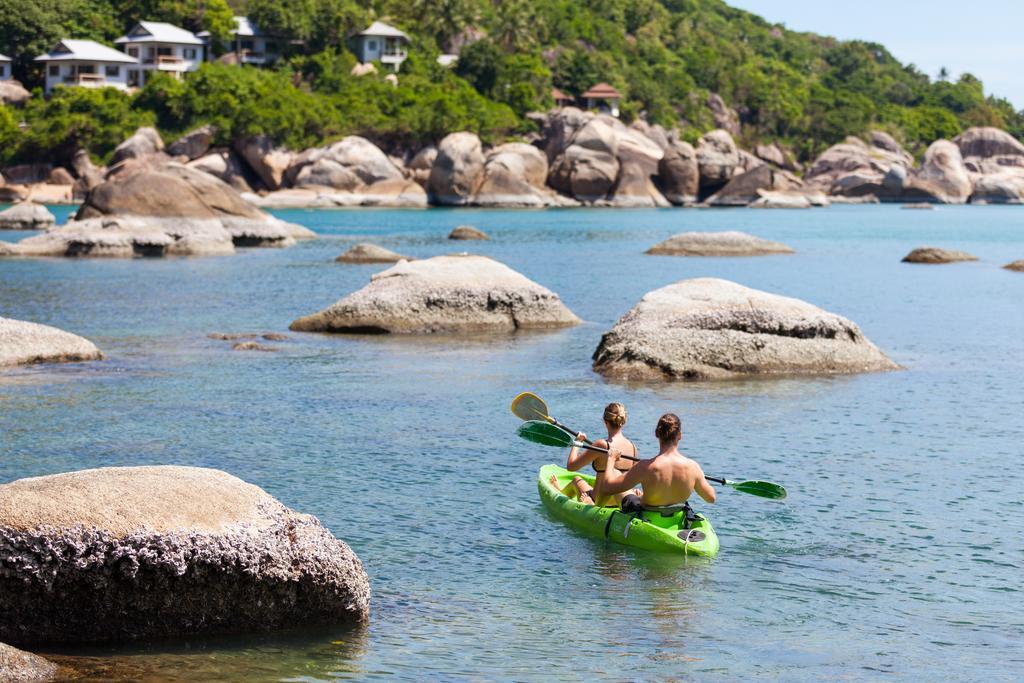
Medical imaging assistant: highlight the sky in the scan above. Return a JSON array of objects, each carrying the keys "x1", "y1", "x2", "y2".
[{"x1": 729, "y1": 0, "x2": 1024, "y2": 108}]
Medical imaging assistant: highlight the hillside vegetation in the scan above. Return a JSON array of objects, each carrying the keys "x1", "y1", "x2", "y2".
[{"x1": 2, "y1": 0, "x2": 1022, "y2": 166}]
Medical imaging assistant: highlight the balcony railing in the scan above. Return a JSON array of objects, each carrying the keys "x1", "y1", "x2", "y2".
[
  {"x1": 143, "y1": 55, "x2": 185, "y2": 67},
  {"x1": 63, "y1": 73, "x2": 106, "y2": 86}
]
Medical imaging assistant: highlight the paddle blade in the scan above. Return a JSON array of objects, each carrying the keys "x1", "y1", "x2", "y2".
[
  {"x1": 517, "y1": 420, "x2": 575, "y2": 448},
  {"x1": 511, "y1": 392, "x2": 550, "y2": 422},
  {"x1": 730, "y1": 480, "x2": 787, "y2": 500}
]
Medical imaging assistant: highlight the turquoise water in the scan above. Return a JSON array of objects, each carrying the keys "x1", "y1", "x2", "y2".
[{"x1": 1, "y1": 205, "x2": 1022, "y2": 681}]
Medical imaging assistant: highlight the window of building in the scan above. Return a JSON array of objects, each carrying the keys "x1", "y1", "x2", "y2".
[
  {"x1": 49, "y1": 65, "x2": 59, "y2": 76},
  {"x1": 78, "y1": 64, "x2": 95, "y2": 74},
  {"x1": 157, "y1": 47, "x2": 172, "y2": 56},
  {"x1": 241, "y1": 40, "x2": 253, "y2": 51},
  {"x1": 128, "y1": 47, "x2": 139, "y2": 57},
  {"x1": 368, "y1": 40, "x2": 378, "y2": 51},
  {"x1": 0, "y1": 65, "x2": 5, "y2": 78},
  {"x1": 184, "y1": 48, "x2": 196, "y2": 59},
  {"x1": 105, "y1": 65, "x2": 120, "y2": 77}
]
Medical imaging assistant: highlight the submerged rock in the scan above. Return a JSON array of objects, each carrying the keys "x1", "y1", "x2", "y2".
[
  {"x1": 0, "y1": 165, "x2": 312, "y2": 258},
  {"x1": 0, "y1": 466, "x2": 370, "y2": 645},
  {"x1": 592, "y1": 278, "x2": 898, "y2": 381},
  {"x1": 290, "y1": 254, "x2": 579, "y2": 334},
  {"x1": 0, "y1": 317, "x2": 103, "y2": 367},
  {"x1": 336, "y1": 243, "x2": 410, "y2": 264},
  {"x1": 901, "y1": 247, "x2": 978, "y2": 264},
  {"x1": 0, "y1": 202, "x2": 56, "y2": 230},
  {"x1": 0, "y1": 642, "x2": 58, "y2": 682},
  {"x1": 1003, "y1": 260, "x2": 1024, "y2": 272},
  {"x1": 231, "y1": 341, "x2": 277, "y2": 352},
  {"x1": 646, "y1": 231, "x2": 793, "y2": 257},
  {"x1": 449, "y1": 225, "x2": 488, "y2": 240}
]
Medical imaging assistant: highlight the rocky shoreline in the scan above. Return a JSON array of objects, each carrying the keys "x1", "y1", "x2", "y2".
[{"x1": 3, "y1": 110, "x2": 1024, "y2": 212}]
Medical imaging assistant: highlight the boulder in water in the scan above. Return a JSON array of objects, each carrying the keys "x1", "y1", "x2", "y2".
[
  {"x1": 336, "y1": 243, "x2": 410, "y2": 264},
  {"x1": 901, "y1": 247, "x2": 978, "y2": 264},
  {"x1": 0, "y1": 317, "x2": 103, "y2": 367},
  {"x1": 592, "y1": 278, "x2": 898, "y2": 381},
  {"x1": 646, "y1": 231, "x2": 793, "y2": 257},
  {"x1": 0, "y1": 466, "x2": 370, "y2": 645},
  {"x1": 290, "y1": 254, "x2": 579, "y2": 334},
  {"x1": 449, "y1": 225, "x2": 488, "y2": 240},
  {"x1": 1003, "y1": 260, "x2": 1024, "y2": 272},
  {"x1": 658, "y1": 139, "x2": 699, "y2": 205},
  {"x1": 695, "y1": 129, "x2": 739, "y2": 194},
  {"x1": 0, "y1": 202, "x2": 56, "y2": 230},
  {"x1": 428, "y1": 132, "x2": 485, "y2": 205}
]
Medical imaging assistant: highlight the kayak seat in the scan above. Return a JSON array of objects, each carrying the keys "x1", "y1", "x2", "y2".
[{"x1": 621, "y1": 496, "x2": 700, "y2": 529}]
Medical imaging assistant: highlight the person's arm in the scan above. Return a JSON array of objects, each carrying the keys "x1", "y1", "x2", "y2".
[
  {"x1": 566, "y1": 434, "x2": 601, "y2": 471},
  {"x1": 693, "y1": 463, "x2": 717, "y2": 504},
  {"x1": 601, "y1": 450, "x2": 646, "y2": 494}
]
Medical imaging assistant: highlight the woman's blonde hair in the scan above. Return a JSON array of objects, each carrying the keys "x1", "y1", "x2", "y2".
[{"x1": 603, "y1": 402, "x2": 627, "y2": 428}]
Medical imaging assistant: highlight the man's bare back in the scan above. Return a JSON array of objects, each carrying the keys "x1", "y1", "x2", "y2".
[{"x1": 600, "y1": 413, "x2": 716, "y2": 507}]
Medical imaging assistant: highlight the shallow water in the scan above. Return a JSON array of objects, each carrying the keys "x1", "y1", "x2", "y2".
[{"x1": 1, "y1": 205, "x2": 1023, "y2": 681}]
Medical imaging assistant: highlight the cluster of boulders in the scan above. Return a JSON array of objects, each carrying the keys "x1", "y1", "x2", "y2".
[
  {"x1": 0, "y1": 129, "x2": 314, "y2": 258},
  {"x1": 806, "y1": 127, "x2": 1024, "y2": 204},
  {"x1": 0, "y1": 466, "x2": 370, "y2": 647}
]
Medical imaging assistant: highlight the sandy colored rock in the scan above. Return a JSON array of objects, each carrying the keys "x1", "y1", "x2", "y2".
[
  {"x1": 428, "y1": 132, "x2": 485, "y2": 205},
  {"x1": 46, "y1": 167, "x2": 74, "y2": 185},
  {"x1": 0, "y1": 317, "x2": 103, "y2": 367},
  {"x1": 970, "y1": 173, "x2": 1024, "y2": 204},
  {"x1": 954, "y1": 127, "x2": 1024, "y2": 159},
  {"x1": 0, "y1": 466, "x2": 369, "y2": 645},
  {"x1": 646, "y1": 231, "x2": 793, "y2": 257},
  {"x1": 901, "y1": 203, "x2": 934, "y2": 210},
  {"x1": 235, "y1": 135, "x2": 293, "y2": 190},
  {"x1": 472, "y1": 143, "x2": 562, "y2": 207},
  {"x1": 707, "y1": 165, "x2": 802, "y2": 206},
  {"x1": 449, "y1": 225, "x2": 488, "y2": 240},
  {"x1": 110, "y1": 127, "x2": 165, "y2": 167},
  {"x1": 658, "y1": 139, "x2": 699, "y2": 205},
  {"x1": 901, "y1": 247, "x2": 978, "y2": 264},
  {"x1": 607, "y1": 127, "x2": 668, "y2": 207},
  {"x1": 0, "y1": 642, "x2": 58, "y2": 682},
  {"x1": 232, "y1": 341, "x2": 277, "y2": 351},
  {"x1": 290, "y1": 254, "x2": 579, "y2": 334},
  {"x1": 911, "y1": 139, "x2": 971, "y2": 204},
  {"x1": 0, "y1": 81, "x2": 31, "y2": 106},
  {"x1": 805, "y1": 134, "x2": 913, "y2": 196},
  {"x1": 706, "y1": 93, "x2": 740, "y2": 137},
  {"x1": 1003, "y1": 260, "x2": 1024, "y2": 272},
  {"x1": 695, "y1": 129, "x2": 739, "y2": 193},
  {"x1": 168, "y1": 125, "x2": 215, "y2": 160},
  {"x1": 748, "y1": 191, "x2": 814, "y2": 209},
  {"x1": 336, "y1": 243, "x2": 410, "y2": 263},
  {"x1": 0, "y1": 202, "x2": 56, "y2": 230},
  {"x1": 592, "y1": 278, "x2": 898, "y2": 381},
  {"x1": 559, "y1": 119, "x2": 620, "y2": 202}
]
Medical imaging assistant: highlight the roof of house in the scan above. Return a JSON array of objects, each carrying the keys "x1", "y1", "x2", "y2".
[
  {"x1": 582, "y1": 82, "x2": 622, "y2": 99},
  {"x1": 551, "y1": 87, "x2": 572, "y2": 101},
  {"x1": 356, "y1": 21, "x2": 410, "y2": 41},
  {"x1": 232, "y1": 16, "x2": 260, "y2": 37},
  {"x1": 34, "y1": 39, "x2": 138, "y2": 64},
  {"x1": 115, "y1": 21, "x2": 203, "y2": 46},
  {"x1": 0, "y1": 54, "x2": 10, "y2": 62}
]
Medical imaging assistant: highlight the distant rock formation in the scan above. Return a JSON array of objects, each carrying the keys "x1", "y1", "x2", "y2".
[
  {"x1": 901, "y1": 247, "x2": 978, "y2": 264},
  {"x1": 449, "y1": 225, "x2": 488, "y2": 240},
  {"x1": 592, "y1": 278, "x2": 898, "y2": 380},
  {"x1": 0, "y1": 203, "x2": 56, "y2": 230},
  {"x1": 290, "y1": 254, "x2": 579, "y2": 334},
  {"x1": 336, "y1": 243, "x2": 410, "y2": 263},
  {"x1": 0, "y1": 466, "x2": 370, "y2": 645},
  {"x1": 646, "y1": 231, "x2": 793, "y2": 257}
]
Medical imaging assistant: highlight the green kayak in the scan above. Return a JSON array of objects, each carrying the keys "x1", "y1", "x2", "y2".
[{"x1": 538, "y1": 464, "x2": 720, "y2": 557}]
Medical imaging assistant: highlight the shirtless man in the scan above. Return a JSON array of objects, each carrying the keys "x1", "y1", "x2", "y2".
[{"x1": 600, "y1": 413, "x2": 716, "y2": 508}]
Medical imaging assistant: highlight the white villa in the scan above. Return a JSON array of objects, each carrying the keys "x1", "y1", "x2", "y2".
[
  {"x1": 35, "y1": 40, "x2": 137, "y2": 94},
  {"x1": 115, "y1": 21, "x2": 203, "y2": 87},
  {"x1": 0, "y1": 54, "x2": 10, "y2": 81},
  {"x1": 200, "y1": 17, "x2": 281, "y2": 66},
  {"x1": 350, "y1": 22, "x2": 409, "y2": 71}
]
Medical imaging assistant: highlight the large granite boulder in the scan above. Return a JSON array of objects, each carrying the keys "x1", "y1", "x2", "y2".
[
  {"x1": 0, "y1": 203, "x2": 56, "y2": 230},
  {"x1": 805, "y1": 134, "x2": 913, "y2": 197},
  {"x1": 187, "y1": 150, "x2": 253, "y2": 193},
  {"x1": 954, "y1": 127, "x2": 1024, "y2": 160},
  {"x1": 0, "y1": 466, "x2": 370, "y2": 645},
  {"x1": 0, "y1": 165, "x2": 311, "y2": 258},
  {"x1": 235, "y1": 135, "x2": 293, "y2": 191},
  {"x1": 1003, "y1": 260, "x2": 1024, "y2": 272},
  {"x1": 0, "y1": 317, "x2": 102, "y2": 367},
  {"x1": 294, "y1": 158, "x2": 362, "y2": 190},
  {"x1": 407, "y1": 146, "x2": 438, "y2": 186},
  {"x1": 658, "y1": 139, "x2": 699, "y2": 205},
  {"x1": 706, "y1": 165, "x2": 802, "y2": 206},
  {"x1": 607, "y1": 127, "x2": 668, "y2": 207},
  {"x1": 0, "y1": 642, "x2": 58, "y2": 682},
  {"x1": 910, "y1": 140, "x2": 971, "y2": 204},
  {"x1": 969, "y1": 173, "x2": 1024, "y2": 204},
  {"x1": 473, "y1": 143, "x2": 566, "y2": 207},
  {"x1": 336, "y1": 243, "x2": 410, "y2": 263},
  {"x1": 290, "y1": 254, "x2": 579, "y2": 334},
  {"x1": 901, "y1": 247, "x2": 978, "y2": 264},
  {"x1": 449, "y1": 225, "x2": 488, "y2": 240},
  {"x1": 110, "y1": 127, "x2": 165, "y2": 167},
  {"x1": 428, "y1": 132, "x2": 485, "y2": 205},
  {"x1": 46, "y1": 167, "x2": 74, "y2": 185},
  {"x1": 318, "y1": 136, "x2": 404, "y2": 185},
  {"x1": 695, "y1": 129, "x2": 739, "y2": 194},
  {"x1": 168, "y1": 125, "x2": 215, "y2": 160},
  {"x1": 646, "y1": 231, "x2": 793, "y2": 257},
  {"x1": 593, "y1": 279, "x2": 897, "y2": 380},
  {"x1": 550, "y1": 118, "x2": 620, "y2": 202}
]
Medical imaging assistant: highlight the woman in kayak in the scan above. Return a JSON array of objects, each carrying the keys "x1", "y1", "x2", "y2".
[
  {"x1": 601, "y1": 413, "x2": 717, "y2": 508},
  {"x1": 550, "y1": 402, "x2": 639, "y2": 507}
]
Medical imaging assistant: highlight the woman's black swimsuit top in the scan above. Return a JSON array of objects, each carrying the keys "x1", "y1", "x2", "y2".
[{"x1": 593, "y1": 437, "x2": 637, "y2": 473}]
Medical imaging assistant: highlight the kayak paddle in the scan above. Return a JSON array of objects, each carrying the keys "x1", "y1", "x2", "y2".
[
  {"x1": 511, "y1": 392, "x2": 588, "y2": 442},
  {"x1": 516, "y1": 420, "x2": 787, "y2": 500}
]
